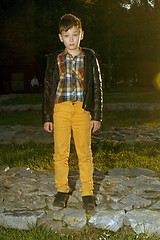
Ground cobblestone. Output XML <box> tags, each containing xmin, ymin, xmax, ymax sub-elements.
<box><xmin>0</xmin><ymin>167</ymin><xmax>160</xmax><ymax>236</ymax></box>
<box><xmin>0</xmin><ymin>124</ymin><xmax>160</xmax><ymax>144</ymax></box>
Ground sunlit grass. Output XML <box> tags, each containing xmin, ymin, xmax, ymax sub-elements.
<box><xmin>0</xmin><ymin>143</ymin><xmax>54</xmax><ymax>170</ymax></box>
<box><xmin>0</xmin><ymin>223</ymin><xmax>160</xmax><ymax>240</ymax></box>
<box><xmin>0</xmin><ymin>140</ymin><xmax>160</xmax><ymax>172</ymax></box>
<box><xmin>0</xmin><ymin>226</ymin><xmax>73</xmax><ymax>240</ymax></box>
<box><xmin>92</xmin><ymin>139</ymin><xmax>160</xmax><ymax>173</ymax></box>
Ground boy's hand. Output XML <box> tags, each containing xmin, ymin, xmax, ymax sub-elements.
<box><xmin>44</xmin><ymin>122</ymin><xmax>53</xmax><ymax>133</ymax></box>
<box><xmin>91</xmin><ymin>120</ymin><xmax>101</xmax><ymax>133</ymax></box>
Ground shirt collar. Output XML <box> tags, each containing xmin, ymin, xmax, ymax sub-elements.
<box><xmin>62</xmin><ymin>47</ymin><xmax>85</xmax><ymax>58</ymax></box>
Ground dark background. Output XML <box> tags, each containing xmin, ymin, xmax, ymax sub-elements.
<box><xmin>0</xmin><ymin>0</ymin><xmax>160</xmax><ymax>93</ymax></box>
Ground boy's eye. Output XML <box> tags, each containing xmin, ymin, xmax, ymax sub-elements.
<box><xmin>64</xmin><ymin>35</ymin><xmax>68</xmax><ymax>37</ymax></box>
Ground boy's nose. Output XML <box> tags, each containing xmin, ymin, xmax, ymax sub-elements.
<box><xmin>69</xmin><ymin>37</ymin><xmax>73</xmax><ymax>42</ymax></box>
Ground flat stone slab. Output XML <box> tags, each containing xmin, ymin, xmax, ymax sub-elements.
<box><xmin>108</xmin><ymin>168</ymin><xmax>132</xmax><ymax>177</ymax></box>
<box><xmin>63</xmin><ymin>208</ymin><xmax>87</xmax><ymax>229</ymax></box>
<box><xmin>125</xmin><ymin>210</ymin><xmax>160</xmax><ymax>236</ymax></box>
<box><xmin>120</xmin><ymin>194</ymin><xmax>152</xmax><ymax>209</ymax></box>
<box><xmin>89</xmin><ymin>210</ymin><xmax>125</xmax><ymax>232</ymax></box>
<box><xmin>0</xmin><ymin>209</ymin><xmax>45</xmax><ymax>230</ymax></box>
<box><xmin>130</xmin><ymin>168</ymin><xmax>157</xmax><ymax>177</ymax></box>
<box><xmin>150</xmin><ymin>200</ymin><xmax>160</xmax><ymax>210</ymax></box>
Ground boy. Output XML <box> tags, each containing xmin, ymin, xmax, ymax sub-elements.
<box><xmin>43</xmin><ymin>14</ymin><xmax>103</xmax><ymax>210</ymax></box>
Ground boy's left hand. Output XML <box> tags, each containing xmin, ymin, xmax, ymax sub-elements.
<box><xmin>91</xmin><ymin>120</ymin><xmax>101</xmax><ymax>133</ymax></box>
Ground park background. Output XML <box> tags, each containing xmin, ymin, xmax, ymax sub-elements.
<box><xmin>0</xmin><ymin>0</ymin><xmax>160</xmax><ymax>93</ymax></box>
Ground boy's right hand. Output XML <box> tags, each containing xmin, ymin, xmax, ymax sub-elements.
<box><xmin>44</xmin><ymin>122</ymin><xmax>53</xmax><ymax>133</ymax></box>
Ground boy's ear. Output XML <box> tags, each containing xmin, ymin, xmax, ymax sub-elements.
<box><xmin>80</xmin><ymin>31</ymin><xmax>84</xmax><ymax>40</ymax></box>
<box><xmin>59</xmin><ymin>33</ymin><xmax>63</xmax><ymax>42</ymax></box>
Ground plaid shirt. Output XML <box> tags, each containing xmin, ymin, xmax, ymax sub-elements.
<box><xmin>56</xmin><ymin>49</ymin><xmax>85</xmax><ymax>103</ymax></box>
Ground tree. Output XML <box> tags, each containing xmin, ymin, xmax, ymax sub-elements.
<box><xmin>1</xmin><ymin>0</ymin><xmax>160</xmax><ymax>92</ymax></box>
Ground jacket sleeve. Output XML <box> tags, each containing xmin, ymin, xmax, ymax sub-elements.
<box><xmin>42</xmin><ymin>54</ymin><xmax>58</xmax><ymax>124</ymax></box>
<box><xmin>92</xmin><ymin>54</ymin><xmax>103</xmax><ymax>122</ymax></box>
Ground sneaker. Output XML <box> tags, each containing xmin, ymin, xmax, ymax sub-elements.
<box><xmin>82</xmin><ymin>195</ymin><xmax>96</xmax><ymax>210</ymax></box>
<box><xmin>53</xmin><ymin>192</ymin><xmax>69</xmax><ymax>208</ymax></box>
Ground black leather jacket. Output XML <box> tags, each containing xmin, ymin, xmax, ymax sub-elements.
<box><xmin>42</xmin><ymin>47</ymin><xmax>103</xmax><ymax>123</ymax></box>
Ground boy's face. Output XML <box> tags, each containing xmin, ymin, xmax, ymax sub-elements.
<box><xmin>59</xmin><ymin>26</ymin><xmax>84</xmax><ymax>53</ymax></box>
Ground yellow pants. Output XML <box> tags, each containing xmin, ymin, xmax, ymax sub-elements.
<box><xmin>53</xmin><ymin>101</ymin><xmax>93</xmax><ymax>196</ymax></box>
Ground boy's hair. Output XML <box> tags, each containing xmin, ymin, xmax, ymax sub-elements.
<box><xmin>59</xmin><ymin>14</ymin><xmax>82</xmax><ymax>33</ymax></box>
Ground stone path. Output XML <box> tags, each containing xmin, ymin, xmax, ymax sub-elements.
<box><xmin>0</xmin><ymin>167</ymin><xmax>160</xmax><ymax>236</ymax></box>
<box><xmin>0</xmin><ymin>125</ymin><xmax>160</xmax><ymax>145</ymax></box>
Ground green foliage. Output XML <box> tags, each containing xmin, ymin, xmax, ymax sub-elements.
<box><xmin>1</xmin><ymin>0</ymin><xmax>160</xmax><ymax>87</ymax></box>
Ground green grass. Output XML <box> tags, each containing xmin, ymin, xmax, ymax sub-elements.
<box><xmin>0</xmin><ymin>140</ymin><xmax>160</xmax><ymax>172</ymax></box>
<box><xmin>103</xmin><ymin>109</ymin><xmax>160</xmax><ymax>127</ymax></box>
<box><xmin>1</xmin><ymin>90</ymin><xmax>160</xmax><ymax>128</ymax></box>
<box><xmin>0</xmin><ymin>94</ymin><xmax>43</xmax><ymax>105</ymax></box>
<box><xmin>0</xmin><ymin>226</ymin><xmax>74</xmax><ymax>240</ymax></box>
<box><xmin>0</xmin><ymin>143</ymin><xmax>54</xmax><ymax>170</ymax></box>
<box><xmin>1</xmin><ymin>88</ymin><xmax>160</xmax><ymax>106</ymax></box>
<box><xmin>1</xmin><ymin>109</ymin><xmax>160</xmax><ymax>128</ymax></box>
<box><xmin>0</xmin><ymin>225</ymin><xmax>160</xmax><ymax>240</ymax></box>
<box><xmin>104</xmin><ymin>88</ymin><xmax>160</xmax><ymax>103</ymax></box>
<box><xmin>0</xmin><ymin>111</ymin><xmax>42</xmax><ymax>127</ymax></box>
